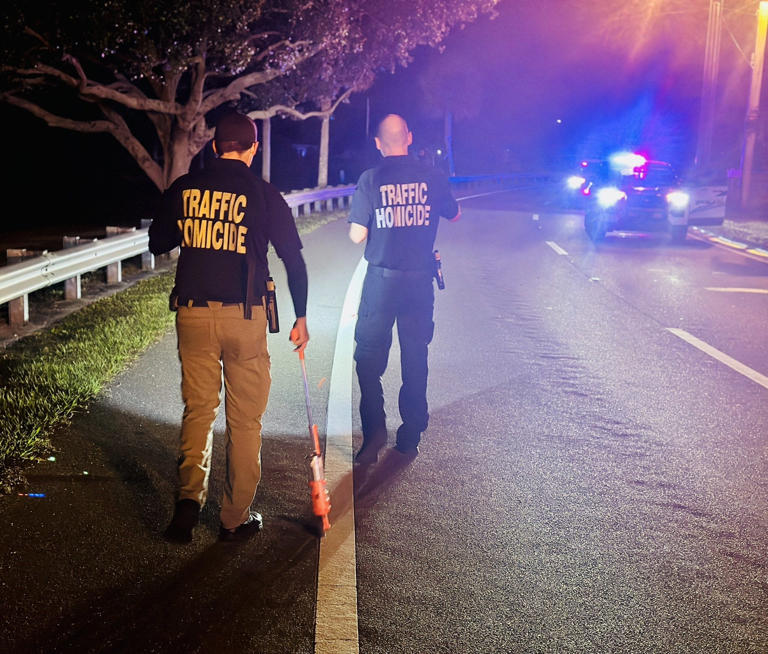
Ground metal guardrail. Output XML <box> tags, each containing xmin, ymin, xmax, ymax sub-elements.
<box><xmin>0</xmin><ymin>230</ymin><xmax>149</xmax><ymax>306</ymax></box>
<box><xmin>283</xmin><ymin>184</ymin><xmax>356</xmax><ymax>211</ymax></box>
<box><xmin>0</xmin><ymin>175</ymin><xmax>533</xmax><ymax>328</ymax></box>
<box><xmin>0</xmin><ymin>185</ymin><xmax>358</xmax><ymax>327</ymax></box>
<box><xmin>450</xmin><ymin>173</ymin><xmax>552</xmax><ymax>185</ymax></box>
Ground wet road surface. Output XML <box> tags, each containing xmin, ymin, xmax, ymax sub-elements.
<box><xmin>1</xmin><ymin>190</ymin><xmax>766</xmax><ymax>653</ymax></box>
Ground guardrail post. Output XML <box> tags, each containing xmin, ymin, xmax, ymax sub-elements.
<box><xmin>5</xmin><ymin>249</ymin><xmax>44</xmax><ymax>327</ymax></box>
<box><xmin>7</xmin><ymin>294</ymin><xmax>28</xmax><ymax>328</ymax></box>
<box><xmin>6</xmin><ymin>248</ymin><xmax>44</xmax><ymax>263</ymax></box>
<box><xmin>63</xmin><ymin>236</ymin><xmax>82</xmax><ymax>300</ymax></box>
<box><xmin>105</xmin><ymin>226</ymin><xmax>136</xmax><ymax>282</ymax></box>
<box><xmin>140</xmin><ymin>220</ymin><xmax>155</xmax><ymax>271</ymax></box>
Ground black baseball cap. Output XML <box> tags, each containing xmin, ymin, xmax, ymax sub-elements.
<box><xmin>214</xmin><ymin>112</ymin><xmax>258</xmax><ymax>144</ymax></box>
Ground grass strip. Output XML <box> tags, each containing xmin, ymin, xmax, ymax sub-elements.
<box><xmin>0</xmin><ymin>272</ymin><xmax>176</xmax><ymax>492</ymax></box>
<box><xmin>0</xmin><ymin>209</ymin><xmax>345</xmax><ymax>492</ymax></box>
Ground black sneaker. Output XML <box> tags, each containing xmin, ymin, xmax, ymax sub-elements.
<box><xmin>354</xmin><ymin>431</ymin><xmax>388</xmax><ymax>465</ymax></box>
<box><xmin>163</xmin><ymin>499</ymin><xmax>200</xmax><ymax>544</ymax></box>
<box><xmin>393</xmin><ymin>443</ymin><xmax>419</xmax><ymax>459</ymax></box>
<box><xmin>218</xmin><ymin>512</ymin><xmax>263</xmax><ymax>542</ymax></box>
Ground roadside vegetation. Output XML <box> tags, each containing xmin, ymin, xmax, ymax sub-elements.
<box><xmin>0</xmin><ymin>210</ymin><xmax>344</xmax><ymax>493</ymax></box>
<box><xmin>720</xmin><ymin>219</ymin><xmax>768</xmax><ymax>249</ymax></box>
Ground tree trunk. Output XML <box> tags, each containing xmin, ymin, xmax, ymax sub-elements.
<box><xmin>317</xmin><ymin>102</ymin><xmax>331</xmax><ymax>188</ymax></box>
<box><xmin>167</xmin><ymin>128</ymin><xmax>196</xmax><ymax>189</ymax></box>
<box><xmin>261</xmin><ymin>117</ymin><xmax>271</xmax><ymax>182</ymax></box>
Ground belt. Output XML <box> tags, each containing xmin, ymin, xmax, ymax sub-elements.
<box><xmin>182</xmin><ymin>299</ymin><xmax>241</xmax><ymax>308</ymax></box>
<box><xmin>368</xmin><ymin>265</ymin><xmax>432</xmax><ymax>278</ymax></box>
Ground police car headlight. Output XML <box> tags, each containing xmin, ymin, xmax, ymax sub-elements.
<box><xmin>596</xmin><ymin>187</ymin><xmax>627</xmax><ymax>208</ymax></box>
<box><xmin>566</xmin><ymin>175</ymin><xmax>586</xmax><ymax>190</ymax></box>
<box><xmin>666</xmin><ymin>191</ymin><xmax>690</xmax><ymax>209</ymax></box>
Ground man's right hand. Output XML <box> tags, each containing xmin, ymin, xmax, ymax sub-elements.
<box><xmin>290</xmin><ymin>317</ymin><xmax>309</xmax><ymax>352</ymax></box>
<box><xmin>349</xmin><ymin>223</ymin><xmax>368</xmax><ymax>243</ymax></box>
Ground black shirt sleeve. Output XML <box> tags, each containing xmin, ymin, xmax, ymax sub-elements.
<box><xmin>262</xmin><ymin>182</ymin><xmax>307</xmax><ymax>318</ymax></box>
<box><xmin>282</xmin><ymin>250</ymin><xmax>308</xmax><ymax>319</ymax></box>
<box><xmin>433</xmin><ymin>171</ymin><xmax>459</xmax><ymax>220</ymax></box>
<box><xmin>263</xmin><ymin>183</ymin><xmax>303</xmax><ymax>257</ymax></box>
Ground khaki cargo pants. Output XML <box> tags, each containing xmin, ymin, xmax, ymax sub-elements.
<box><xmin>175</xmin><ymin>301</ymin><xmax>270</xmax><ymax>530</ymax></box>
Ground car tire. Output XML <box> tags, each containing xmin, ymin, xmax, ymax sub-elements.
<box><xmin>585</xmin><ymin>212</ymin><xmax>607</xmax><ymax>242</ymax></box>
<box><xmin>669</xmin><ymin>225</ymin><xmax>688</xmax><ymax>242</ymax></box>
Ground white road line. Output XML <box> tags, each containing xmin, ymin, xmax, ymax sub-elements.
<box><xmin>455</xmin><ymin>189</ymin><xmax>515</xmax><ymax>201</ymax></box>
<box><xmin>704</xmin><ymin>287</ymin><xmax>768</xmax><ymax>294</ymax></box>
<box><xmin>315</xmin><ymin>257</ymin><xmax>367</xmax><ymax>654</ymax></box>
<box><xmin>546</xmin><ymin>240</ymin><xmax>569</xmax><ymax>255</ymax></box>
<box><xmin>666</xmin><ymin>328</ymin><xmax>768</xmax><ymax>390</ymax></box>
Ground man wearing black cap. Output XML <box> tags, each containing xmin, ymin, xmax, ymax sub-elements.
<box><xmin>348</xmin><ymin>114</ymin><xmax>460</xmax><ymax>465</ymax></box>
<box><xmin>149</xmin><ymin>111</ymin><xmax>309</xmax><ymax>543</ymax></box>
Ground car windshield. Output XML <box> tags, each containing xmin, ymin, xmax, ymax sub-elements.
<box><xmin>585</xmin><ymin>161</ymin><xmax>677</xmax><ymax>188</ymax></box>
<box><xmin>628</xmin><ymin>164</ymin><xmax>676</xmax><ymax>186</ymax></box>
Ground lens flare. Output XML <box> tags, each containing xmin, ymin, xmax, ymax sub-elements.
<box><xmin>596</xmin><ymin>187</ymin><xmax>627</xmax><ymax>207</ymax></box>
<box><xmin>610</xmin><ymin>151</ymin><xmax>647</xmax><ymax>173</ymax></box>
<box><xmin>666</xmin><ymin>190</ymin><xmax>690</xmax><ymax>209</ymax></box>
<box><xmin>567</xmin><ymin>175</ymin><xmax>586</xmax><ymax>189</ymax></box>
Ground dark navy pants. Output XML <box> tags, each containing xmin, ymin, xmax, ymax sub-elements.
<box><xmin>354</xmin><ymin>265</ymin><xmax>435</xmax><ymax>449</ymax></box>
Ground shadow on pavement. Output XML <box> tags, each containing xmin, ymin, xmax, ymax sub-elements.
<box><xmin>3</xmin><ymin>401</ymin><xmax>320</xmax><ymax>654</ymax></box>
<box><xmin>353</xmin><ymin>449</ymin><xmax>417</xmax><ymax>519</ymax></box>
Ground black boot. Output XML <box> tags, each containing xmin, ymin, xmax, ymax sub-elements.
<box><xmin>163</xmin><ymin>499</ymin><xmax>200</xmax><ymax>543</ymax></box>
<box><xmin>354</xmin><ymin>429</ymin><xmax>388</xmax><ymax>465</ymax></box>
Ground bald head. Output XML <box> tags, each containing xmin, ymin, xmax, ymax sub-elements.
<box><xmin>375</xmin><ymin>114</ymin><xmax>413</xmax><ymax>156</ymax></box>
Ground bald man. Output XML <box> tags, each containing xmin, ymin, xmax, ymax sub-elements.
<box><xmin>348</xmin><ymin>114</ymin><xmax>460</xmax><ymax>464</ymax></box>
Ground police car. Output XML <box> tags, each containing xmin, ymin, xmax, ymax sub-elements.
<box><xmin>568</xmin><ymin>153</ymin><xmax>726</xmax><ymax>243</ymax></box>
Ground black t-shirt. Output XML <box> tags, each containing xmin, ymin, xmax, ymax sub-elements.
<box><xmin>149</xmin><ymin>158</ymin><xmax>303</xmax><ymax>306</ymax></box>
<box><xmin>348</xmin><ymin>155</ymin><xmax>458</xmax><ymax>271</ymax></box>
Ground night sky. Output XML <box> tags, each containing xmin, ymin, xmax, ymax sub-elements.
<box><xmin>1</xmin><ymin>0</ymin><xmax>761</xmax><ymax>233</ymax></box>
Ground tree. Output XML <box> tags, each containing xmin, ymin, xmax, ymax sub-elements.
<box><xmin>1</xmin><ymin>0</ymin><xmax>499</xmax><ymax>192</ymax></box>
<box><xmin>245</xmin><ymin>52</ymin><xmax>374</xmax><ymax>186</ymax></box>
<box><xmin>248</xmin><ymin>90</ymin><xmax>355</xmax><ymax>187</ymax></box>
<box><xmin>419</xmin><ymin>50</ymin><xmax>485</xmax><ymax>175</ymax></box>
<box><xmin>245</xmin><ymin>0</ymin><xmax>502</xmax><ymax>188</ymax></box>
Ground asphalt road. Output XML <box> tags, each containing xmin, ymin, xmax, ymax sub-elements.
<box><xmin>1</xmin><ymin>190</ymin><xmax>766</xmax><ymax>653</ymax></box>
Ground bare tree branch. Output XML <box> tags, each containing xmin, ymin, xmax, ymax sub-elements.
<box><xmin>22</xmin><ymin>26</ymin><xmax>50</xmax><ymax>48</ymax></box>
<box><xmin>49</xmin><ymin>55</ymin><xmax>184</xmax><ymax>114</ymax></box>
<box><xmin>253</xmin><ymin>38</ymin><xmax>310</xmax><ymax>63</ymax></box>
<box><xmin>1</xmin><ymin>92</ymin><xmax>104</xmax><ymax>132</ymax></box>
<box><xmin>251</xmin><ymin>86</ymin><xmax>353</xmax><ymax>120</ymax></box>
<box><xmin>179</xmin><ymin>54</ymin><xmax>208</xmax><ymax>129</ymax></box>
<box><xmin>247</xmin><ymin>31</ymin><xmax>282</xmax><ymax>45</ymax></box>
<box><xmin>15</xmin><ymin>63</ymin><xmax>76</xmax><ymax>86</ymax></box>
<box><xmin>201</xmin><ymin>40</ymin><xmax>321</xmax><ymax>114</ymax></box>
<box><xmin>1</xmin><ymin>91</ymin><xmax>165</xmax><ymax>189</ymax></box>
<box><xmin>99</xmin><ymin>104</ymin><xmax>165</xmax><ymax>189</ymax></box>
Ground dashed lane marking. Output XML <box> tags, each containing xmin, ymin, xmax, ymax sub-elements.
<box><xmin>666</xmin><ymin>328</ymin><xmax>768</xmax><ymax>391</ymax></box>
<box><xmin>546</xmin><ymin>240</ymin><xmax>569</xmax><ymax>255</ymax></box>
<box><xmin>454</xmin><ymin>188</ymin><xmax>529</xmax><ymax>202</ymax></box>
<box><xmin>704</xmin><ymin>287</ymin><xmax>768</xmax><ymax>294</ymax></box>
